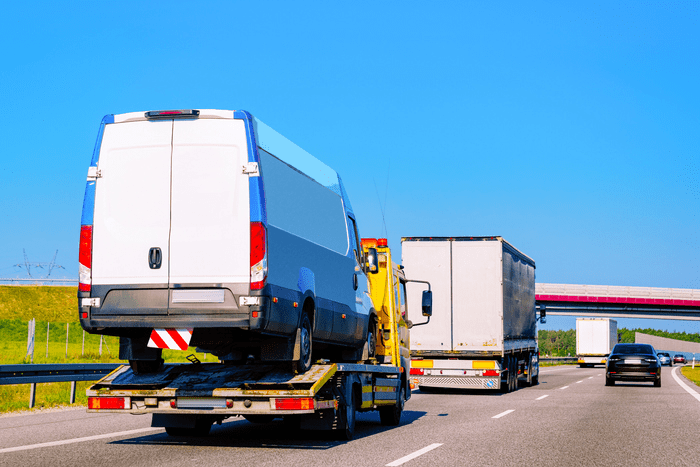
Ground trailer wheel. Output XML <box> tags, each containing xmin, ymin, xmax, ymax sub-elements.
<box><xmin>339</xmin><ymin>387</ymin><xmax>357</xmax><ymax>440</ymax></box>
<box><xmin>296</xmin><ymin>312</ymin><xmax>313</xmax><ymax>373</ymax></box>
<box><xmin>509</xmin><ymin>355</ymin><xmax>517</xmax><ymax>392</ymax></box>
<box><xmin>379</xmin><ymin>383</ymin><xmax>404</xmax><ymax>426</ymax></box>
<box><xmin>500</xmin><ymin>357</ymin><xmax>510</xmax><ymax>393</ymax></box>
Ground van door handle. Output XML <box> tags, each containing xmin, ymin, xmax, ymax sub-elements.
<box><xmin>149</xmin><ymin>247</ymin><xmax>162</xmax><ymax>269</ymax></box>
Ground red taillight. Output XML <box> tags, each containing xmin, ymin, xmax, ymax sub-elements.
<box><xmin>250</xmin><ymin>222</ymin><xmax>267</xmax><ymax>290</ymax></box>
<box><xmin>274</xmin><ymin>398</ymin><xmax>314</xmax><ymax>410</ymax></box>
<box><xmin>79</xmin><ymin>225</ymin><xmax>93</xmax><ymax>292</ymax></box>
<box><xmin>483</xmin><ymin>370</ymin><xmax>499</xmax><ymax>376</ymax></box>
<box><xmin>88</xmin><ymin>397</ymin><xmax>128</xmax><ymax>410</ymax></box>
<box><xmin>409</xmin><ymin>368</ymin><xmax>424</xmax><ymax>375</ymax></box>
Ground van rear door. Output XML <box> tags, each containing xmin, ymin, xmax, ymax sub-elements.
<box><xmin>168</xmin><ymin>118</ymin><xmax>250</xmax><ymax>288</ymax></box>
<box><xmin>91</xmin><ymin>119</ymin><xmax>172</xmax><ymax>313</ymax></box>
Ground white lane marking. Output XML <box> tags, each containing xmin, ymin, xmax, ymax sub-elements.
<box><xmin>536</xmin><ymin>395</ymin><xmax>549</xmax><ymax>400</ymax></box>
<box><xmin>492</xmin><ymin>409</ymin><xmax>515</xmax><ymax>419</ymax></box>
<box><xmin>576</xmin><ymin>380</ymin><xmax>584</xmax><ymax>383</ymax></box>
<box><xmin>386</xmin><ymin>443</ymin><xmax>443</xmax><ymax>466</ymax></box>
<box><xmin>0</xmin><ymin>427</ymin><xmax>162</xmax><ymax>454</ymax></box>
<box><xmin>560</xmin><ymin>386</ymin><xmax>569</xmax><ymax>390</ymax></box>
<box><xmin>538</xmin><ymin>367</ymin><xmax>575</xmax><ymax>373</ymax></box>
<box><xmin>671</xmin><ymin>367</ymin><xmax>700</xmax><ymax>403</ymax></box>
<box><xmin>588</xmin><ymin>377</ymin><xmax>594</xmax><ymax>379</ymax></box>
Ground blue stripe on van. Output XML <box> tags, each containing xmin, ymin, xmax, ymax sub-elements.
<box><xmin>81</xmin><ymin>181</ymin><xmax>96</xmax><ymax>225</ymax></box>
<box><xmin>90</xmin><ymin>115</ymin><xmax>114</xmax><ymax>166</ymax></box>
<box><xmin>82</xmin><ymin>115</ymin><xmax>114</xmax><ymax>226</ymax></box>
<box><xmin>234</xmin><ymin>110</ymin><xmax>267</xmax><ymax>224</ymax></box>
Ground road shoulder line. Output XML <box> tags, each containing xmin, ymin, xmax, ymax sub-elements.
<box><xmin>671</xmin><ymin>367</ymin><xmax>700</xmax><ymax>403</ymax></box>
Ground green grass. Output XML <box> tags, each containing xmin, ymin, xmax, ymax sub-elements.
<box><xmin>0</xmin><ymin>285</ymin><xmax>218</xmax><ymax>413</ymax></box>
<box><xmin>680</xmin><ymin>366</ymin><xmax>700</xmax><ymax>387</ymax></box>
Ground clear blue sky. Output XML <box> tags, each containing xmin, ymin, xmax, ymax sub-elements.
<box><xmin>1</xmin><ymin>2</ymin><xmax>698</xmax><ymax>333</ymax></box>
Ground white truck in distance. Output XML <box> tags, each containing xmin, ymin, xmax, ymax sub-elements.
<box><xmin>402</xmin><ymin>237</ymin><xmax>539</xmax><ymax>393</ymax></box>
<box><xmin>576</xmin><ymin>318</ymin><xmax>618</xmax><ymax>367</ymax></box>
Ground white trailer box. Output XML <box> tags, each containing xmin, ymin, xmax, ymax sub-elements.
<box><xmin>576</xmin><ymin>318</ymin><xmax>617</xmax><ymax>367</ymax></box>
<box><xmin>402</xmin><ymin>237</ymin><xmax>538</xmax><ymax>392</ymax></box>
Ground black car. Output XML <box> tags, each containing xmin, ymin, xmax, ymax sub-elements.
<box><xmin>605</xmin><ymin>343</ymin><xmax>661</xmax><ymax>387</ymax></box>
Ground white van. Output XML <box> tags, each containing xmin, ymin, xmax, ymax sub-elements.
<box><xmin>79</xmin><ymin>109</ymin><xmax>378</xmax><ymax>373</ymax></box>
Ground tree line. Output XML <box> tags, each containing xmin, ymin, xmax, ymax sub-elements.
<box><xmin>538</xmin><ymin>328</ymin><xmax>700</xmax><ymax>357</ymax></box>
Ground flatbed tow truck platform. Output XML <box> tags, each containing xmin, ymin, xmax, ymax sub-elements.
<box><xmin>87</xmin><ymin>360</ymin><xmax>405</xmax><ymax>439</ymax></box>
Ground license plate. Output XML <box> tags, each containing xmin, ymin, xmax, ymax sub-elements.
<box><xmin>625</xmin><ymin>359</ymin><xmax>642</xmax><ymax>364</ymax></box>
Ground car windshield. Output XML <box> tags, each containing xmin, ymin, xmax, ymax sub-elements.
<box><xmin>613</xmin><ymin>344</ymin><xmax>654</xmax><ymax>355</ymax></box>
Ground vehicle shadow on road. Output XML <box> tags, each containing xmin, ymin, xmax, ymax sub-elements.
<box><xmin>111</xmin><ymin>410</ymin><xmax>428</xmax><ymax>448</ymax></box>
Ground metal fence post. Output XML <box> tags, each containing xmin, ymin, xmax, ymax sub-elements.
<box><xmin>82</xmin><ymin>330</ymin><xmax>85</xmax><ymax>356</ymax></box>
<box><xmin>26</xmin><ymin>318</ymin><xmax>36</xmax><ymax>363</ymax></box>
<box><xmin>46</xmin><ymin>322</ymin><xmax>50</xmax><ymax>359</ymax></box>
<box><xmin>29</xmin><ymin>383</ymin><xmax>36</xmax><ymax>408</ymax></box>
<box><xmin>66</xmin><ymin>323</ymin><xmax>70</xmax><ymax>358</ymax></box>
<box><xmin>70</xmin><ymin>381</ymin><xmax>77</xmax><ymax>404</ymax></box>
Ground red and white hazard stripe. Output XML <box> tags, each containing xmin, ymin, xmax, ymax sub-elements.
<box><xmin>147</xmin><ymin>329</ymin><xmax>193</xmax><ymax>351</ymax></box>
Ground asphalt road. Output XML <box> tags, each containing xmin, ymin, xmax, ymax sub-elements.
<box><xmin>2</xmin><ymin>365</ymin><xmax>699</xmax><ymax>467</ymax></box>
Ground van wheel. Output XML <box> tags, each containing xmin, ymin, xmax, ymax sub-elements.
<box><xmin>296</xmin><ymin>312</ymin><xmax>312</xmax><ymax>373</ymax></box>
<box><xmin>130</xmin><ymin>358</ymin><xmax>163</xmax><ymax>375</ymax></box>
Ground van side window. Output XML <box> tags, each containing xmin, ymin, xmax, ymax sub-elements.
<box><xmin>347</xmin><ymin>216</ymin><xmax>361</xmax><ymax>264</ymax></box>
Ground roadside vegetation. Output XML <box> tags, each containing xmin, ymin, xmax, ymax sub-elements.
<box><xmin>2</xmin><ymin>286</ymin><xmax>699</xmax><ymax>413</ymax></box>
<box><xmin>0</xmin><ymin>285</ymin><xmax>216</xmax><ymax>413</ymax></box>
<box><xmin>538</xmin><ymin>328</ymin><xmax>700</xmax><ymax>357</ymax></box>
<box><xmin>680</xmin><ymin>366</ymin><xmax>700</xmax><ymax>387</ymax></box>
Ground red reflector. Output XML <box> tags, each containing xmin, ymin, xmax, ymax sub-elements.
<box><xmin>252</xmin><ymin>311</ymin><xmax>259</xmax><ymax>318</ymax></box>
<box><xmin>483</xmin><ymin>370</ymin><xmax>499</xmax><ymax>376</ymax></box>
<box><xmin>409</xmin><ymin>368</ymin><xmax>424</xmax><ymax>375</ymax></box>
<box><xmin>79</xmin><ymin>225</ymin><xmax>93</xmax><ymax>292</ymax></box>
<box><xmin>81</xmin><ymin>312</ymin><xmax>88</xmax><ymax>319</ymax></box>
<box><xmin>275</xmin><ymin>398</ymin><xmax>314</xmax><ymax>410</ymax></box>
<box><xmin>250</xmin><ymin>222</ymin><xmax>267</xmax><ymax>290</ymax></box>
<box><xmin>88</xmin><ymin>397</ymin><xmax>126</xmax><ymax>410</ymax></box>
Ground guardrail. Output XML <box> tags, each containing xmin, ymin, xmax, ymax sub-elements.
<box><xmin>0</xmin><ymin>363</ymin><xmax>122</xmax><ymax>408</ymax></box>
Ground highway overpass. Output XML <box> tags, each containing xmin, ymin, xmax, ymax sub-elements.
<box><xmin>536</xmin><ymin>283</ymin><xmax>700</xmax><ymax>320</ymax></box>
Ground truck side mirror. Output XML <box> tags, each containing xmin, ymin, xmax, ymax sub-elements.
<box><xmin>365</xmin><ymin>248</ymin><xmax>379</xmax><ymax>274</ymax></box>
<box><xmin>422</xmin><ymin>290</ymin><xmax>432</xmax><ymax>317</ymax></box>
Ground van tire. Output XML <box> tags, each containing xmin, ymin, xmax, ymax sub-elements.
<box><xmin>296</xmin><ymin>312</ymin><xmax>313</xmax><ymax>373</ymax></box>
<box><xmin>130</xmin><ymin>358</ymin><xmax>163</xmax><ymax>375</ymax></box>
<box><xmin>367</xmin><ymin>316</ymin><xmax>377</xmax><ymax>360</ymax></box>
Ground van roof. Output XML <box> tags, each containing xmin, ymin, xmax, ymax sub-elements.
<box><xmin>107</xmin><ymin>109</ymin><xmax>353</xmax><ymax>215</ymax></box>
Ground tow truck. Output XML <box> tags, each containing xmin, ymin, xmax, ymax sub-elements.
<box><xmin>86</xmin><ymin>238</ymin><xmax>431</xmax><ymax>439</ymax></box>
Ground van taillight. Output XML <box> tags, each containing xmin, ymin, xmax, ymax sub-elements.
<box><xmin>250</xmin><ymin>222</ymin><xmax>267</xmax><ymax>290</ymax></box>
<box><xmin>79</xmin><ymin>225</ymin><xmax>92</xmax><ymax>292</ymax></box>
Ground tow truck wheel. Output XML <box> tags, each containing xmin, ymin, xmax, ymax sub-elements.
<box><xmin>379</xmin><ymin>382</ymin><xmax>404</xmax><ymax>426</ymax></box>
<box><xmin>296</xmin><ymin>312</ymin><xmax>313</xmax><ymax>373</ymax></box>
<box><xmin>339</xmin><ymin>387</ymin><xmax>356</xmax><ymax>440</ymax></box>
